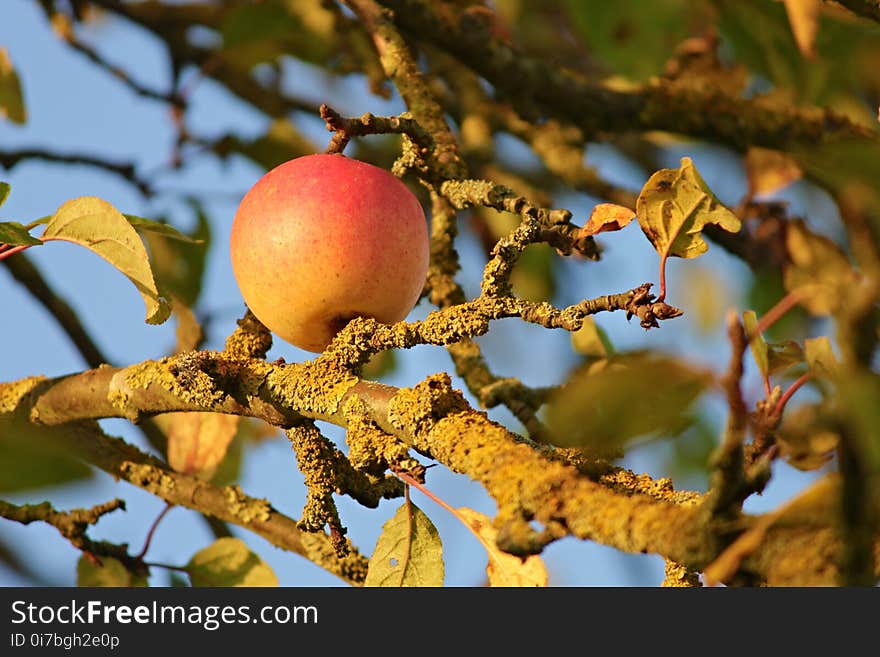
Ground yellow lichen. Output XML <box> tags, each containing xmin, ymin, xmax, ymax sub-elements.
<box><xmin>599</xmin><ymin>469</ymin><xmax>702</xmax><ymax>507</ymax></box>
<box><xmin>0</xmin><ymin>376</ymin><xmax>46</xmax><ymax>413</ymax></box>
<box><xmin>120</xmin><ymin>462</ymin><xmax>175</xmax><ymax>496</ymax></box>
<box><xmin>268</xmin><ymin>360</ymin><xmax>358</xmax><ymax>417</ymax></box>
<box><xmin>662</xmin><ymin>560</ymin><xmax>701</xmax><ymax>587</ymax></box>
<box><xmin>224</xmin><ymin>485</ymin><xmax>271</xmax><ymax>523</ymax></box>
<box><xmin>343</xmin><ymin>395</ymin><xmax>419</xmax><ymax>474</ymax></box>
<box><xmin>224</xmin><ymin>323</ymin><xmax>272</xmax><ymax>361</ymax></box>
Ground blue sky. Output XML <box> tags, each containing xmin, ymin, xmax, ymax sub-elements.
<box><xmin>0</xmin><ymin>0</ymin><xmax>828</xmax><ymax>586</ymax></box>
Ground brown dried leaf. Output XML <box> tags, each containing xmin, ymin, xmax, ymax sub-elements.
<box><xmin>158</xmin><ymin>412</ymin><xmax>240</xmax><ymax>480</ymax></box>
<box><xmin>581</xmin><ymin>203</ymin><xmax>635</xmax><ymax>236</ymax></box>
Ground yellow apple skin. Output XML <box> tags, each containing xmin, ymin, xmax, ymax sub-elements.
<box><xmin>230</xmin><ymin>154</ymin><xmax>430</xmax><ymax>352</ymax></box>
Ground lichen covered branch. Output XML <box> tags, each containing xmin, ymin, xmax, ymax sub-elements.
<box><xmin>3</xmin><ymin>349</ymin><xmax>877</xmax><ymax>584</ymax></box>
<box><xmin>0</xmin><ymin>497</ymin><xmax>143</xmax><ymax>575</ymax></box>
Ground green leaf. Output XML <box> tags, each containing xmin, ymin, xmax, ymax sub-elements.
<box><xmin>637</xmin><ymin>157</ymin><xmax>741</xmax><ymax>261</ymax></box>
<box><xmin>512</xmin><ymin>243</ymin><xmax>556</xmax><ymax>302</ymax></box>
<box><xmin>783</xmin><ymin>219</ymin><xmax>859</xmax><ymax>316</ymax></box>
<box><xmin>743</xmin><ymin>310</ymin><xmax>769</xmax><ymax>379</ymax></box>
<box><xmin>804</xmin><ymin>336</ymin><xmax>839</xmax><ymax>379</ymax></box>
<box><xmin>571</xmin><ymin>317</ymin><xmax>614</xmax><ymax>360</ymax></box>
<box><xmin>544</xmin><ymin>353</ymin><xmax>711</xmax><ymax>455</ymax></box>
<box><xmin>836</xmin><ymin>374</ymin><xmax>880</xmax><ymax>473</ymax></box>
<box><xmin>77</xmin><ymin>555</ymin><xmax>148</xmax><ymax>587</ymax></box>
<box><xmin>564</xmin><ymin>0</ymin><xmax>695</xmax><ymax>81</ymax></box>
<box><xmin>125</xmin><ymin>215</ymin><xmax>204</xmax><ymax>244</ymax></box>
<box><xmin>0</xmin><ymin>416</ymin><xmax>92</xmax><ymax>492</ymax></box>
<box><xmin>766</xmin><ymin>340</ymin><xmax>805</xmax><ymax>376</ymax></box>
<box><xmin>186</xmin><ymin>537</ymin><xmax>278</xmax><ymax>587</ymax></box>
<box><xmin>0</xmin><ymin>221</ymin><xmax>42</xmax><ymax>246</ymax></box>
<box><xmin>143</xmin><ymin>203</ymin><xmax>210</xmax><ymax>308</ymax></box>
<box><xmin>361</xmin><ymin>349</ymin><xmax>398</xmax><ymax>380</ymax></box>
<box><xmin>0</xmin><ymin>182</ymin><xmax>10</xmax><ymax>207</ymax></box>
<box><xmin>719</xmin><ymin>0</ymin><xmax>880</xmax><ymax>106</ymax></box>
<box><xmin>0</xmin><ymin>48</ymin><xmax>26</xmax><ymax>124</ymax></box>
<box><xmin>43</xmin><ymin>196</ymin><xmax>171</xmax><ymax>324</ymax></box>
<box><xmin>746</xmin><ymin>268</ymin><xmax>809</xmax><ymax>340</ymax></box>
<box><xmin>364</xmin><ymin>502</ymin><xmax>444</xmax><ymax>587</ymax></box>
<box><xmin>220</xmin><ymin>0</ymin><xmax>333</xmax><ymax>67</ymax></box>
<box><xmin>223</xmin><ymin>2</ymin><xmax>298</xmax><ymax>48</ymax></box>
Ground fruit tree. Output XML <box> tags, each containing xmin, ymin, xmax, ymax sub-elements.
<box><xmin>1</xmin><ymin>0</ymin><xmax>879</xmax><ymax>587</ymax></box>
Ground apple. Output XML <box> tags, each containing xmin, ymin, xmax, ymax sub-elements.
<box><xmin>230</xmin><ymin>153</ymin><xmax>430</xmax><ymax>353</ymax></box>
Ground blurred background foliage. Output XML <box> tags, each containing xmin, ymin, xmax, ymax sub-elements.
<box><xmin>1</xmin><ymin>0</ymin><xmax>878</xmax><ymax>586</ymax></box>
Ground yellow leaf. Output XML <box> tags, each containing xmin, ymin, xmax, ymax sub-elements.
<box><xmin>456</xmin><ymin>508</ymin><xmax>548</xmax><ymax>587</ymax></box>
<box><xmin>743</xmin><ymin>310</ymin><xmax>770</xmax><ymax>379</ymax></box>
<box><xmin>186</xmin><ymin>537</ymin><xmax>278</xmax><ymax>587</ymax></box>
<box><xmin>783</xmin><ymin>0</ymin><xmax>821</xmax><ymax>60</ymax></box>
<box><xmin>783</xmin><ymin>220</ymin><xmax>859</xmax><ymax>316</ymax></box>
<box><xmin>804</xmin><ymin>336</ymin><xmax>840</xmax><ymax>378</ymax></box>
<box><xmin>77</xmin><ymin>555</ymin><xmax>147</xmax><ymax>587</ymax></box>
<box><xmin>745</xmin><ymin>147</ymin><xmax>803</xmax><ymax>196</ymax></box>
<box><xmin>43</xmin><ymin>196</ymin><xmax>170</xmax><ymax>324</ymax></box>
<box><xmin>637</xmin><ymin>157</ymin><xmax>741</xmax><ymax>261</ymax></box>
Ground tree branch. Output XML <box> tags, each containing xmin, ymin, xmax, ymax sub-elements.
<box><xmin>826</xmin><ymin>0</ymin><xmax>880</xmax><ymax>24</ymax></box>
<box><xmin>4</xmin><ymin>350</ymin><xmax>877</xmax><ymax>584</ymax></box>
<box><xmin>21</xmin><ymin>418</ymin><xmax>369</xmax><ymax>585</ymax></box>
<box><xmin>0</xmin><ymin>497</ymin><xmax>145</xmax><ymax>575</ymax></box>
<box><xmin>379</xmin><ymin>0</ymin><xmax>875</xmax><ymax>152</ymax></box>
<box><xmin>0</xmin><ymin>149</ymin><xmax>151</xmax><ymax>195</ymax></box>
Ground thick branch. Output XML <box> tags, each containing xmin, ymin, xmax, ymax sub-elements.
<box><xmin>379</xmin><ymin>0</ymin><xmax>875</xmax><ymax>152</ymax></box>
<box><xmin>4</xmin><ymin>354</ymin><xmax>877</xmax><ymax>584</ymax></box>
<box><xmin>36</xmin><ymin>419</ymin><xmax>368</xmax><ymax>585</ymax></box>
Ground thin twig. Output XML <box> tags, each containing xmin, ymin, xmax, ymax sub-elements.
<box><xmin>136</xmin><ymin>503</ymin><xmax>175</xmax><ymax>559</ymax></box>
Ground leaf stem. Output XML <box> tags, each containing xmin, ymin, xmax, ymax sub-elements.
<box><xmin>751</xmin><ymin>289</ymin><xmax>807</xmax><ymax>339</ymax></box>
<box><xmin>136</xmin><ymin>503</ymin><xmax>175</xmax><ymax>559</ymax></box>
<box><xmin>0</xmin><ymin>244</ymin><xmax>33</xmax><ymax>261</ymax></box>
<box><xmin>143</xmin><ymin>561</ymin><xmax>189</xmax><ymax>573</ymax></box>
<box><xmin>395</xmin><ymin>471</ymin><xmax>497</xmax><ymax>556</ymax></box>
<box><xmin>657</xmin><ymin>252</ymin><xmax>669</xmax><ymax>303</ymax></box>
<box><xmin>773</xmin><ymin>372</ymin><xmax>813</xmax><ymax>417</ymax></box>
